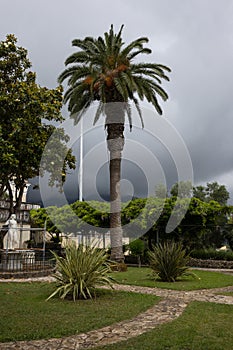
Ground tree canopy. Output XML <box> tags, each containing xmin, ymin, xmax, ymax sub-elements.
<box><xmin>155</xmin><ymin>183</ymin><xmax>167</xmax><ymax>198</ymax></box>
<box><xmin>0</xmin><ymin>34</ymin><xmax>75</xmax><ymax>214</ymax></box>
<box><xmin>193</xmin><ymin>182</ymin><xmax>229</xmax><ymax>205</ymax></box>
<box><xmin>30</xmin><ymin>196</ymin><xmax>233</xmax><ymax>251</ymax></box>
<box><xmin>169</xmin><ymin>181</ymin><xmax>229</xmax><ymax>206</ymax></box>
<box><xmin>58</xmin><ymin>24</ymin><xmax>171</xmax><ymax>127</ymax></box>
<box><xmin>170</xmin><ymin>181</ymin><xmax>193</xmax><ymax>198</ymax></box>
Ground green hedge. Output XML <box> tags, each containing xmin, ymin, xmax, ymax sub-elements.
<box><xmin>190</xmin><ymin>248</ymin><xmax>233</xmax><ymax>261</ymax></box>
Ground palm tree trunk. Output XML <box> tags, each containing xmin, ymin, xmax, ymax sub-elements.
<box><xmin>106</xmin><ymin>122</ymin><xmax>125</xmax><ymax>263</ymax></box>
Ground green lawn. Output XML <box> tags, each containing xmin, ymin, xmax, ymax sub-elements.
<box><xmin>217</xmin><ymin>292</ymin><xmax>233</xmax><ymax>297</ymax></box>
<box><xmin>1</xmin><ymin>268</ymin><xmax>233</xmax><ymax>346</ymax></box>
<box><xmin>0</xmin><ymin>282</ymin><xmax>159</xmax><ymax>342</ymax></box>
<box><xmin>95</xmin><ymin>301</ymin><xmax>233</xmax><ymax>350</ymax></box>
<box><xmin>111</xmin><ymin>267</ymin><xmax>233</xmax><ymax>290</ymax></box>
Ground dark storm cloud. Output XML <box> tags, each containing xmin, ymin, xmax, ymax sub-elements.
<box><xmin>1</xmin><ymin>0</ymin><xmax>233</xmax><ymax>201</ymax></box>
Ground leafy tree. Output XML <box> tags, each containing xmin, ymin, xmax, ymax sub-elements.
<box><xmin>192</xmin><ymin>185</ymin><xmax>206</xmax><ymax>202</ymax></box>
<box><xmin>193</xmin><ymin>182</ymin><xmax>229</xmax><ymax>205</ymax></box>
<box><xmin>0</xmin><ymin>34</ymin><xmax>75</xmax><ymax>215</ymax></box>
<box><xmin>58</xmin><ymin>25</ymin><xmax>170</xmax><ymax>262</ymax></box>
<box><xmin>129</xmin><ymin>238</ymin><xmax>145</xmax><ymax>267</ymax></box>
<box><xmin>223</xmin><ymin>225</ymin><xmax>233</xmax><ymax>251</ymax></box>
<box><xmin>155</xmin><ymin>183</ymin><xmax>167</xmax><ymax>198</ymax></box>
<box><xmin>223</xmin><ymin>212</ymin><xmax>233</xmax><ymax>250</ymax></box>
<box><xmin>31</xmin><ymin>196</ymin><xmax>233</xmax><ymax>252</ymax></box>
<box><xmin>177</xmin><ymin>198</ymin><xmax>229</xmax><ymax>250</ymax></box>
<box><xmin>141</xmin><ymin>197</ymin><xmax>231</xmax><ymax>251</ymax></box>
<box><xmin>30</xmin><ymin>207</ymin><xmax>63</xmax><ymax>243</ymax></box>
<box><xmin>206</xmin><ymin>182</ymin><xmax>229</xmax><ymax>205</ymax></box>
<box><xmin>31</xmin><ymin>201</ymin><xmax>111</xmax><ymax>236</ymax></box>
<box><xmin>170</xmin><ymin>181</ymin><xmax>193</xmax><ymax>198</ymax></box>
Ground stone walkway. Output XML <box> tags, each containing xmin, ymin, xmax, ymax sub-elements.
<box><xmin>0</xmin><ymin>278</ymin><xmax>233</xmax><ymax>349</ymax></box>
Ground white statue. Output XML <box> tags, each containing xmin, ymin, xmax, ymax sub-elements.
<box><xmin>3</xmin><ymin>214</ymin><xmax>19</xmax><ymax>250</ymax></box>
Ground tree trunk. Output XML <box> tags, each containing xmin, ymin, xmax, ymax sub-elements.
<box><xmin>106</xmin><ymin>122</ymin><xmax>125</xmax><ymax>263</ymax></box>
<box><xmin>14</xmin><ymin>183</ymin><xmax>25</xmax><ymax>214</ymax></box>
<box><xmin>138</xmin><ymin>255</ymin><xmax>141</xmax><ymax>268</ymax></box>
<box><xmin>6</xmin><ymin>181</ymin><xmax>14</xmax><ymax>218</ymax></box>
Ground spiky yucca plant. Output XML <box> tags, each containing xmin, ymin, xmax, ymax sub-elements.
<box><xmin>47</xmin><ymin>243</ymin><xmax>113</xmax><ymax>301</ymax></box>
<box><xmin>148</xmin><ymin>241</ymin><xmax>196</xmax><ymax>282</ymax></box>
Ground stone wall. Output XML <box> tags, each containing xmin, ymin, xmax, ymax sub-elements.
<box><xmin>188</xmin><ymin>257</ymin><xmax>233</xmax><ymax>269</ymax></box>
<box><xmin>0</xmin><ymin>266</ymin><xmax>55</xmax><ymax>279</ymax></box>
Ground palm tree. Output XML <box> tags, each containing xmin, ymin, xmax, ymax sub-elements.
<box><xmin>58</xmin><ymin>25</ymin><xmax>170</xmax><ymax>262</ymax></box>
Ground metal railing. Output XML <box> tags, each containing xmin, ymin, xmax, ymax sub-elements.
<box><xmin>0</xmin><ymin>225</ymin><xmax>55</xmax><ymax>274</ymax></box>
<box><xmin>0</xmin><ymin>249</ymin><xmax>54</xmax><ymax>272</ymax></box>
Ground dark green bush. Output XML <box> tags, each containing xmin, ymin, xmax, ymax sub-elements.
<box><xmin>148</xmin><ymin>241</ymin><xmax>197</xmax><ymax>282</ymax></box>
<box><xmin>129</xmin><ymin>239</ymin><xmax>145</xmax><ymax>267</ymax></box>
<box><xmin>190</xmin><ymin>248</ymin><xmax>233</xmax><ymax>261</ymax></box>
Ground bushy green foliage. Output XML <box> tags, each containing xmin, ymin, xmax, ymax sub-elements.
<box><xmin>129</xmin><ymin>239</ymin><xmax>145</xmax><ymax>256</ymax></box>
<box><xmin>190</xmin><ymin>248</ymin><xmax>233</xmax><ymax>261</ymax></box>
<box><xmin>0</xmin><ymin>34</ymin><xmax>75</xmax><ymax>214</ymax></box>
<box><xmin>30</xmin><ymin>197</ymin><xmax>233</xmax><ymax>254</ymax></box>
<box><xmin>129</xmin><ymin>239</ymin><xmax>145</xmax><ymax>267</ymax></box>
<box><xmin>148</xmin><ymin>241</ymin><xmax>196</xmax><ymax>282</ymax></box>
<box><xmin>47</xmin><ymin>243</ymin><xmax>113</xmax><ymax>301</ymax></box>
<box><xmin>193</xmin><ymin>181</ymin><xmax>230</xmax><ymax>205</ymax></box>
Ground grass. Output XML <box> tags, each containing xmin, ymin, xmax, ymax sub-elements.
<box><xmin>95</xmin><ymin>301</ymin><xmax>233</xmax><ymax>350</ymax></box>
<box><xmin>111</xmin><ymin>267</ymin><xmax>233</xmax><ymax>290</ymax></box>
<box><xmin>1</xmin><ymin>268</ymin><xmax>232</xmax><ymax>346</ymax></box>
<box><xmin>217</xmin><ymin>292</ymin><xmax>233</xmax><ymax>297</ymax></box>
<box><xmin>0</xmin><ymin>282</ymin><xmax>159</xmax><ymax>342</ymax></box>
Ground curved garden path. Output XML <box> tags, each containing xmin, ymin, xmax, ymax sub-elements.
<box><xmin>0</xmin><ymin>275</ymin><xmax>233</xmax><ymax>350</ymax></box>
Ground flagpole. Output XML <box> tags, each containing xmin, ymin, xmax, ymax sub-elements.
<box><xmin>79</xmin><ymin>117</ymin><xmax>83</xmax><ymax>202</ymax></box>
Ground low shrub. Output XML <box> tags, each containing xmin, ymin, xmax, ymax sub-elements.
<box><xmin>47</xmin><ymin>243</ymin><xmax>113</xmax><ymax>301</ymax></box>
<box><xmin>148</xmin><ymin>241</ymin><xmax>197</xmax><ymax>282</ymax></box>
<box><xmin>129</xmin><ymin>239</ymin><xmax>145</xmax><ymax>267</ymax></box>
<box><xmin>190</xmin><ymin>248</ymin><xmax>233</xmax><ymax>261</ymax></box>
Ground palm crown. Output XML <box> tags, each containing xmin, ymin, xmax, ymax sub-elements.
<box><xmin>58</xmin><ymin>25</ymin><xmax>171</xmax><ymax>128</ymax></box>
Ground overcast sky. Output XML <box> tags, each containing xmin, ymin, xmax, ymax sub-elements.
<box><xmin>1</xmin><ymin>0</ymin><xmax>233</xmax><ymax>204</ymax></box>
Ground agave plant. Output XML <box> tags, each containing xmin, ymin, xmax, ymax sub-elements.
<box><xmin>148</xmin><ymin>241</ymin><xmax>197</xmax><ymax>282</ymax></box>
<box><xmin>47</xmin><ymin>242</ymin><xmax>113</xmax><ymax>301</ymax></box>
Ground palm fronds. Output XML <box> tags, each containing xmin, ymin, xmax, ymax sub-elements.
<box><xmin>58</xmin><ymin>25</ymin><xmax>171</xmax><ymax>126</ymax></box>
